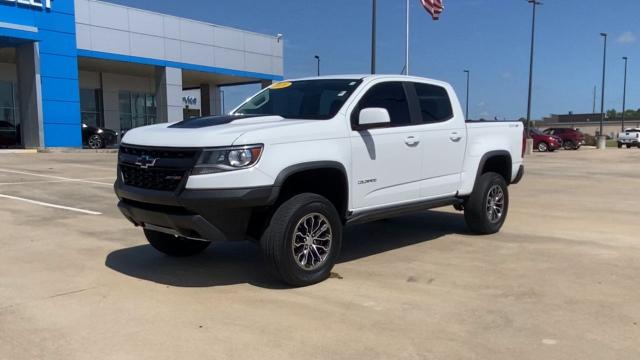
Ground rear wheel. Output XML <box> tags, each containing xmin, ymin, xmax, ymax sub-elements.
<box><xmin>563</xmin><ymin>141</ymin><xmax>575</xmax><ymax>150</ymax></box>
<box><xmin>537</xmin><ymin>142</ymin><xmax>548</xmax><ymax>152</ymax></box>
<box><xmin>618</xmin><ymin>142</ymin><xmax>623</xmax><ymax>148</ymax></box>
<box><xmin>464</xmin><ymin>172</ymin><xmax>509</xmax><ymax>235</ymax></box>
<box><xmin>261</xmin><ymin>193</ymin><xmax>342</xmax><ymax>287</ymax></box>
<box><xmin>144</xmin><ymin>229</ymin><xmax>211</xmax><ymax>257</ymax></box>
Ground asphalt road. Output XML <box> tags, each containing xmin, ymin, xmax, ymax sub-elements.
<box><xmin>0</xmin><ymin>148</ymin><xmax>638</xmax><ymax>359</ymax></box>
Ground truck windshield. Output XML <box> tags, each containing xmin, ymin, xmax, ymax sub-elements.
<box><xmin>233</xmin><ymin>79</ymin><xmax>362</xmax><ymax>120</ymax></box>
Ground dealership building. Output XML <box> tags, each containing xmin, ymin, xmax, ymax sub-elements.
<box><xmin>0</xmin><ymin>0</ymin><xmax>284</xmax><ymax>148</ymax></box>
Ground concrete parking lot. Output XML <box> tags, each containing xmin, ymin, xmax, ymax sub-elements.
<box><xmin>0</xmin><ymin>148</ymin><xmax>638</xmax><ymax>359</ymax></box>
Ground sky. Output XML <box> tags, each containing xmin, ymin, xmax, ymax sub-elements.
<box><xmin>108</xmin><ymin>0</ymin><xmax>640</xmax><ymax>120</ymax></box>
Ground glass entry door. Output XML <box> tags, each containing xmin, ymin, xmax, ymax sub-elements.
<box><xmin>0</xmin><ymin>80</ymin><xmax>20</xmax><ymax>148</ymax></box>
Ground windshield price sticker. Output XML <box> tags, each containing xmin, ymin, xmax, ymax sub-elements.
<box><xmin>271</xmin><ymin>82</ymin><xmax>293</xmax><ymax>90</ymax></box>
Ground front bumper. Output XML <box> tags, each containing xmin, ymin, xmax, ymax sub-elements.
<box><xmin>115</xmin><ymin>181</ymin><xmax>278</xmax><ymax>242</ymax></box>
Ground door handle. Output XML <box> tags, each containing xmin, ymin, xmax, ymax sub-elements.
<box><xmin>405</xmin><ymin>136</ymin><xmax>420</xmax><ymax>146</ymax></box>
<box><xmin>449</xmin><ymin>132</ymin><xmax>462</xmax><ymax>142</ymax></box>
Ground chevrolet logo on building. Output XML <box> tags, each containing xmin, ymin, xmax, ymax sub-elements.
<box><xmin>135</xmin><ymin>155</ymin><xmax>158</xmax><ymax>169</ymax></box>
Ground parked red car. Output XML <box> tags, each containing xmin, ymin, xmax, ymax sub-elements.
<box><xmin>529</xmin><ymin>128</ymin><xmax>562</xmax><ymax>152</ymax></box>
<box><xmin>543</xmin><ymin>128</ymin><xmax>585</xmax><ymax>150</ymax></box>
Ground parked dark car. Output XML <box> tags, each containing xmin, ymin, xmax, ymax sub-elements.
<box><xmin>529</xmin><ymin>128</ymin><xmax>562</xmax><ymax>152</ymax></box>
<box><xmin>0</xmin><ymin>121</ymin><xmax>20</xmax><ymax>148</ymax></box>
<box><xmin>543</xmin><ymin>128</ymin><xmax>585</xmax><ymax>150</ymax></box>
<box><xmin>82</xmin><ymin>123</ymin><xmax>118</xmax><ymax>149</ymax></box>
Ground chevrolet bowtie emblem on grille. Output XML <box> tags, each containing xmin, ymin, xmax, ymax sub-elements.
<box><xmin>135</xmin><ymin>155</ymin><xmax>158</xmax><ymax>169</ymax></box>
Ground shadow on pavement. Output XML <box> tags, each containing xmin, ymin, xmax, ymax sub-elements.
<box><xmin>105</xmin><ymin>210</ymin><xmax>467</xmax><ymax>289</ymax></box>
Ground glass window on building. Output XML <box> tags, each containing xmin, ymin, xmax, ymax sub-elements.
<box><xmin>0</xmin><ymin>81</ymin><xmax>20</xmax><ymax>148</ymax></box>
<box><xmin>119</xmin><ymin>91</ymin><xmax>157</xmax><ymax>134</ymax></box>
<box><xmin>80</xmin><ymin>89</ymin><xmax>103</xmax><ymax>128</ymax></box>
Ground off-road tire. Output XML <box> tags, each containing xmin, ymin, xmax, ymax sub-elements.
<box><xmin>464</xmin><ymin>172</ymin><xmax>509</xmax><ymax>235</ymax></box>
<box><xmin>261</xmin><ymin>193</ymin><xmax>342</xmax><ymax>287</ymax></box>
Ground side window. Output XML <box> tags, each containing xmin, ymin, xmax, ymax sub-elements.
<box><xmin>353</xmin><ymin>82</ymin><xmax>411</xmax><ymax>127</ymax></box>
<box><xmin>413</xmin><ymin>83</ymin><xmax>453</xmax><ymax>123</ymax></box>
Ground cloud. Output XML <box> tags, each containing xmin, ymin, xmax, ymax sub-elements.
<box><xmin>501</xmin><ymin>72</ymin><xmax>512</xmax><ymax>79</ymax></box>
<box><xmin>477</xmin><ymin>101</ymin><xmax>486</xmax><ymax>107</ymax></box>
<box><xmin>617</xmin><ymin>31</ymin><xmax>636</xmax><ymax>44</ymax></box>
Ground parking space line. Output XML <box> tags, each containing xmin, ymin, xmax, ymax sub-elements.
<box><xmin>0</xmin><ymin>194</ymin><xmax>102</xmax><ymax>215</ymax></box>
<box><xmin>0</xmin><ymin>168</ymin><xmax>113</xmax><ymax>186</ymax></box>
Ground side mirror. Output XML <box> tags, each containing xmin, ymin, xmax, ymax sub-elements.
<box><xmin>358</xmin><ymin>108</ymin><xmax>391</xmax><ymax>129</ymax></box>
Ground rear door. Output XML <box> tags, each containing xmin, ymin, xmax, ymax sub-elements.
<box><xmin>408</xmin><ymin>82</ymin><xmax>466</xmax><ymax>198</ymax></box>
<box><xmin>349</xmin><ymin>81</ymin><xmax>423</xmax><ymax>209</ymax></box>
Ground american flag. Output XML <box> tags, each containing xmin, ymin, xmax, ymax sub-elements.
<box><xmin>421</xmin><ymin>0</ymin><xmax>444</xmax><ymax>20</ymax></box>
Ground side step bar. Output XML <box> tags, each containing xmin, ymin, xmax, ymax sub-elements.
<box><xmin>346</xmin><ymin>197</ymin><xmax>463</xmax><ymax>225</ymax></box>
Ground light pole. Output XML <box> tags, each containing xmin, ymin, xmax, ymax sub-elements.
<box><xmin>622</xmin><ymin>56</ymin><xmax>628</xmax><ymax>131</ymax></box>
<box><xmin>464</xmin><ymin>70</ymin><xmax>470</xmax><ymax>120</ymax></box>
<box><xmin>314</xmin><ymin>55</ymin><xmax>320</xmax><ymax>76</ymax></box>
<box><xmin>371</xmin><ymin>0</ymin><xmax>377</xmax><ymax>74</ymax></box>
<box><xmin>598</xmin><ymin>33</ymin><xmax>607</xmax><ymax>148</ymax></box>
<box><xmin>526</xmin><ymin>0</ymin><xmax>541</xmax><ymax>139</ymax></box>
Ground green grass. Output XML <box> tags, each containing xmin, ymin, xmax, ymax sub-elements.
<box><xmin>606</xmin><ymin>140</ymin><xmax>618</xmax><ymax>148</ymax></box>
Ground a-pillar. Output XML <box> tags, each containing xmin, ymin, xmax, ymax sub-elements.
<box><xmin>200</xmin><ymin>84</ymin><xmax>222</xmax><ymax>116</ymax></box>
<box><xmin>155</xmin><ymin>67</ymin><xmax>183</xmax><ymax>123</ymax></box>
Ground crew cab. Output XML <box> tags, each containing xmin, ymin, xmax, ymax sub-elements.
<box><xmin>114</xmin><ymin>75</ymin><xmax>525</xmax><ymax>286</ymax></box>
<box><xmin>617</xmin><ymin>128</ymin><xmax>640</xmax><ymax>148</ymax></box>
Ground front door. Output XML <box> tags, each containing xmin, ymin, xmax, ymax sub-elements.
<box><xmin>350</xmin><ymin>81</ymin><xmax>423</xmax><ymax>209</ymax></box>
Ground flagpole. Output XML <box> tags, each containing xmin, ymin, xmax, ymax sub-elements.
<box><xmin>406</xmin><ymin>0</ymin><xmax>410</xmax><ymax>75</ymax></box>
<box><xmin>371</xmin><ymin>0</ymin><xmax>377</xmax><ymax>74</ymax></box>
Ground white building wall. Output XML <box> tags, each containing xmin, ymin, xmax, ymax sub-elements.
<box><xmin>74</xmin><ymin>0</ymin><xmax>284</xmax><ymax>78</ymax></box>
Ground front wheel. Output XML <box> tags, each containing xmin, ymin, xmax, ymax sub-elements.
<box><xmin>144</xmin><ymin>229</ymin><xmax>211</xmax><ymax>257</ymax></box>
<box><xmin>464</xmin><ymin>172</ymin><xmax>509</xmax><ymax>235</ymax></box>
<box><xmin>87</xmin><ymin>134</ymin><xmax>104</xmax><ymax>149</ymax></box>
<box><xmin>537</xmin><ymin>142</ymin><xmax>548</xmax><ymax>152</ymax></box>
<box><xmin>261</xmin><ymin>193</ymin><xmax>342</xmax><ymax>287</ymax></box>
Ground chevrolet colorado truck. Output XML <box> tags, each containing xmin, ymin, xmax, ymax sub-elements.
<box><xmin>114</xmin><ymin>75</ymin><xmax>525</xmax><ymax>286</ymax></box>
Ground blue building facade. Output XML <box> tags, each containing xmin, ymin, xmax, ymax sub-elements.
<box><xmin>1</xmin><ymin>0</ymin><xmax>82</xmax><ymax>147</ymax></box>
<box><xmin>0</xmin><ymin>0</ymin><xmax>283</xmax><ymax>148</ymax></box>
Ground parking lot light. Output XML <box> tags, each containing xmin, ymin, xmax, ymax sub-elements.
<box><xmin>598</xmin><ymin>33</ymin><xmax>608</xmax><ymax>149</ymax></box>
<box><xmin>622</xmin><ymin>57</ymin><xmax>628</xmax><ymax>132</ymax></box>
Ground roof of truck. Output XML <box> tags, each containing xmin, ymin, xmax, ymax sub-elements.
<box><xmin>280</xmin><ymin>74</ymin><xmax>451</xmax><ymax>87</ymax></box>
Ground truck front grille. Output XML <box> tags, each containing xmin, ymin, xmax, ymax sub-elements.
<box><xmin>120</xmin><ymin>164</ymin><xmax>186</xmax><ymax>192</ymax></box>
<box><xmin>118</xmin><ymin>145</ymin><xmax>199</xmax><ymax>192</ymax></box>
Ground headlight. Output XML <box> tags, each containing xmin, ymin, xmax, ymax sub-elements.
<box><xmin>192</xmin><ymin>145</ymin><xmax>263</xmax><ymax>175</ymax></box>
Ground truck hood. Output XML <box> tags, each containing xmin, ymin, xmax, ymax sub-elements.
<box><xmin>121</xmin><ymin>115</ymin><xmax>313</xmax><ymax>148</ymax></box>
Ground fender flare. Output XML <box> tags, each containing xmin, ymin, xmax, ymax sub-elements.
<box><xmin>272</xmin><ymin>161</ymin><xmax>350</xmax><ymax>217</ymax></box>
<box><xmin>475</xmin><ymin>150</ymin><xmax>513</xmax><ymax>186</ymax></box>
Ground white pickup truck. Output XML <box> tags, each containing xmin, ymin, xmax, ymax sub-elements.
<box><xmin>617</xmin><ymin>128</ymin><xmax>640</xmax><ymax>148</ymax></box>
<box><xmin>114</xmin><ymin>75</ymin><xmax>525</xmax><ymax>286</ymax></box>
